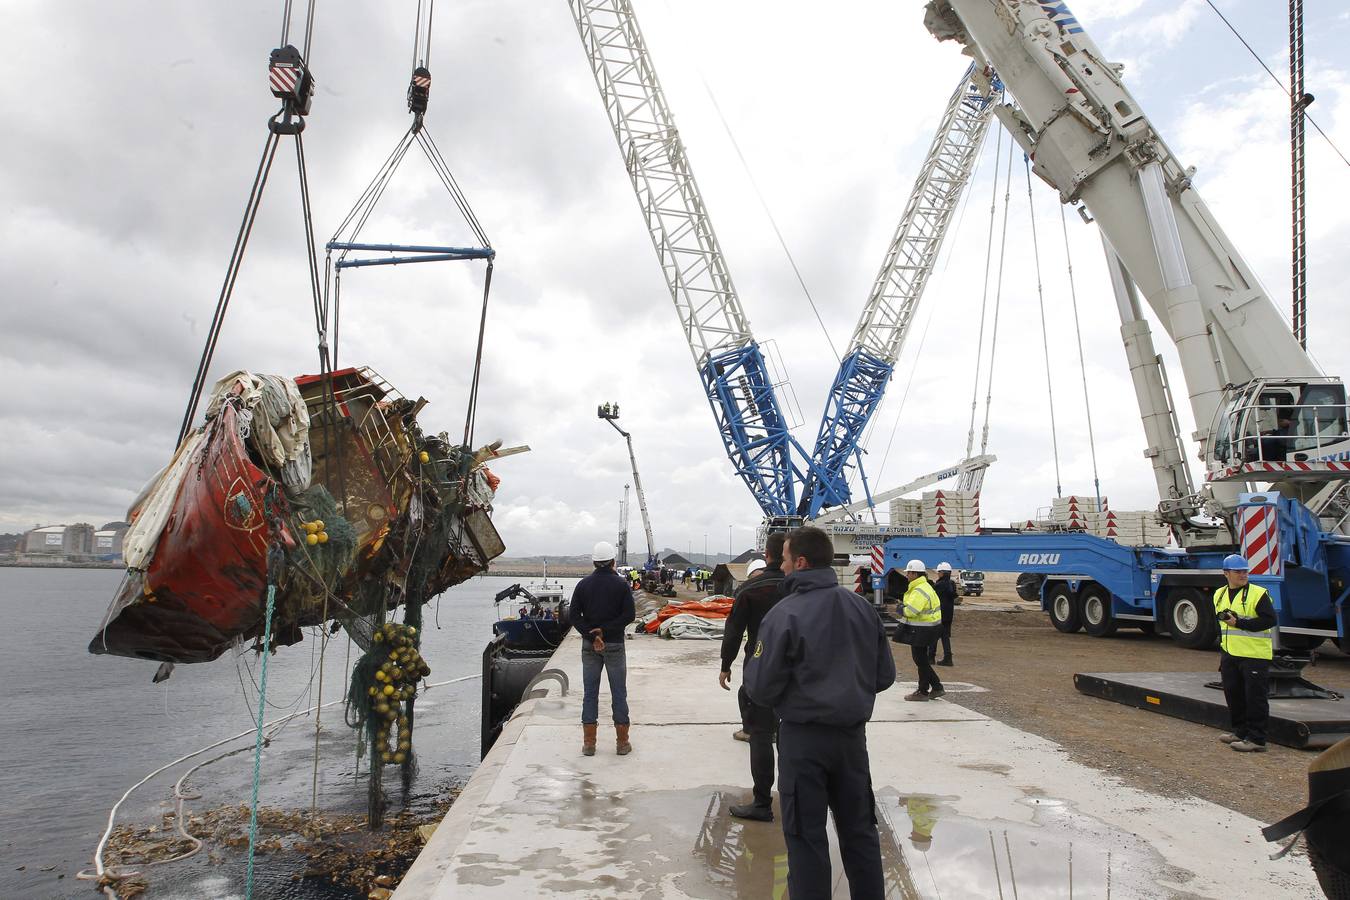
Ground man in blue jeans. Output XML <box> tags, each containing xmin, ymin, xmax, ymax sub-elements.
<box><xmin>571</xmin><ymin>541</ymin><xmax>637</xmax><ymax>756</ymax></box>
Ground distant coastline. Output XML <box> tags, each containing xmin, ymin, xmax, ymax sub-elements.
<box><xmin>0</xmin><ymin>557</ymin><xmax>122</xmax><ymax>570</ymax></box>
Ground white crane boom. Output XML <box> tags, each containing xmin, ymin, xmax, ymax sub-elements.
<box><xmin>813</xmin><ymin>454</ymin><xmax>997</xmax><ymax>524</ymax></box>
<box><xmin>926</xmin><ymin>0</ymin><xmax>1332</xmax><ymax>535</ymax></box>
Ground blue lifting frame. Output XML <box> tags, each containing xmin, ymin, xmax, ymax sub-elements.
<box><xmin>328</xmin><ymin>241</ymin><xmax>494</xmax><ymax>270</ymax></box>
<box><xmin>700</xmin><ymin>342</ymin><xmax>811</xmax><ymax>518</ymax></box>
<box><xmin>799</xmin><ymin>347</ymin><xmax>894</xmax><ymax>518</ymax></box>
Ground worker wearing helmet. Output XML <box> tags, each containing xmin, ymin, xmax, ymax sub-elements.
<box><xmin>745</xmin><ymin>525</ymin><xmax>894</xmax><ymax>899</ymax></box>
<box><xmin>571</xmin><ymin>540</ymin><xmax>637</xmax><ymax>757</ymax></box>
<box><xmin>1214</xmin><ymin>553</ymin><xmax>1277</xmax><ymax>752</ymax></box>
<box><xmin>928</xmin><ymin>561</ymin><xmax>958</xmax><ymax>667</ymax></box>
<box><xmin>895</xmin><ymin>559</ymin><xmax>944</xmax><ymax>701</ymax></box>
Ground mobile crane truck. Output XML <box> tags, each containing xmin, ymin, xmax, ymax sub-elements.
<box><xmin>882</xmin><ymin>0</ymin><xmax>1350</xmax><ymax>748</ymax></box>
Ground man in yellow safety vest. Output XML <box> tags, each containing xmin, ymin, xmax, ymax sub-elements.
<box><xmin>897</xmin><ymin>559</ymin><xmax>945</xmax><ymax>701</ymax></box>
<box><xmin>1214</xmin><ymin>553</ymin><xmax>1277</xmax><ymax>752</ymax></box>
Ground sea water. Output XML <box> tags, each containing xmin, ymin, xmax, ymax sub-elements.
<box><xmin>0</xmin><ymin>567</ymin><xmax>573</xmax><ymax>898</ymax></box>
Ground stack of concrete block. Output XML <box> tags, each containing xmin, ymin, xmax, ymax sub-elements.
<box><xmin>1050</xmin><ymin>495</ymin><xmax>1109</xmax><ymax>531</ymax></box>
<box><xmin>1093</xmin><ymin>510</ymin><xmax>1172</xmax><ymax>546</ymax></box>
<box><xmin>922</xmin><ymin>490</ymin><xmax>980</xmax><ymax>537</ymax></box>
<box><xmin>889</xmin><ymin>498</ymin><xmax>923</xmax><ymax>529</ymax></box>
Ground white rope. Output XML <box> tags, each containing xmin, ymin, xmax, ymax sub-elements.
<box><xmin>80</xmin><ymin>672</ymin><xmax>481</xmax><ymax>896</ymax></box>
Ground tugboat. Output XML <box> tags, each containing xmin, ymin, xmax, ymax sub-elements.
<box><xmin>491</xmin><ymin>567</ymin><xmax>569</xmax><ymax>651</ymax></box>
<box><xmin>481</xmin><ymin>566</ymin><xmax>573</xmax><ymax>757</ymax></box>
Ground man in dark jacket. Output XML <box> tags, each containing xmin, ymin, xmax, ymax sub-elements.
<box><xmin>571</xmin><ymin>541</ymin><xmax>637</xmax><ymax>757</ymax></box>
<box><xmin>746</xmin><ymin>526</ymin><xmax>895</xmax><ymax>900</ymax></box>
<box><xmin>928</xmin><ymin>562</ymin><xmax>958</xmax><ymax>667</ymax></box>
<box><xmin>719</xmin><ymin>534</ymin><xmax>788</xmax><ymax>821</ymax></box>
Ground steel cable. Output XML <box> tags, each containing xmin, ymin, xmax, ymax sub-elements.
<box><xmin>1024</xmin><ymin>157</ymin><xmax>1063</xmax><ymax>498</ymax></box>
<box><xmin>177</xmin><ymin>130</ymin><xmax>282</xmax><ymax>445</ymax></box>
<box><xmin>1059</xmin><ymin>204</ymin><xmax>1103</xmax><ymax>512</ymax></box>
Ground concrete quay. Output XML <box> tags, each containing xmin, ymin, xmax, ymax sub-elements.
<box><xmin>396</xmin><ymin>632</ymin><xmax>1319</xmax><ymax>899</ymax></box>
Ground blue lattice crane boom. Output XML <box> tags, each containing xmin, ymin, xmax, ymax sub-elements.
<box><xmin>800</xmin><ymin>64</ymin><xmax>1002</xmax><ymax>519</ymax></box>
<box><xmin>567</xmin><ymin>0</ymin><xmax>808</xmax><ymax>518</ymax></box>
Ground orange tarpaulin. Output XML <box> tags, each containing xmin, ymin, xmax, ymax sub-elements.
<box><xmin>644</xmin><ymin>597</ymin><xmax>735</xmax><ymax>633</ymax></box>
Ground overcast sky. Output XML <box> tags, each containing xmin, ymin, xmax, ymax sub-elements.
<box><xmin>2</xmin><ymin>0</ymin><xmax>1349</xmax><ymax>557</ymax></box>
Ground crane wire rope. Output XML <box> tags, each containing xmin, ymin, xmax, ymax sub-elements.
<box><xmin>657</xmin><ymin>0</ymin><xmax>838</xmax><ymax>362</ymax></box>
<box><xmin>1289</xmin><ymin>0</ymin><xmax>1308</xmax><ymax>349</ymax></box>
<box><xmin>963</xmin><ymin>125</ymin><xmax>1006</xmax><ymax>461</ymax></box>
<box><xmin>1200</xmin><ymin>0</ymin><xmax>1349</xmax><ymax>168</ymax></box>
<box><xmin>977</xmin><ymin>137</ymin><xmax>1017</xmax><ymax>459</ymax></box>
<box><xmin>1059</xmin><ymin>204</ymin><xmax>1103</xmax><ymax>512</ymax></box>
<box><xmin>1024</xmin><ymin>156</ymin><xmax>1063</xmax><ymax>498</ymax></box>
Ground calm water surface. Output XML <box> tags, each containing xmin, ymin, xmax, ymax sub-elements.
<box><xmin>0</xmin><ymin>568</ymin><xmax>573</xmax><ymax>899</ymax></box>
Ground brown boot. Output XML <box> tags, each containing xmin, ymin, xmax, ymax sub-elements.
<box><xmin>615</xmin><ymin>723</ymin><xmax>633</xmax><ymax>756</ymax></box>
<box><xmin>582</xmin><ymin>723</ymin><xmax>597</xmax><ymax>757</ymax></box>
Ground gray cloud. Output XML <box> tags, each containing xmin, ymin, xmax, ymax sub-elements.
<box><xmin>3</xmin><ymin>0</ymin><xmax>1349</xmax><ymax>558</ymax></box>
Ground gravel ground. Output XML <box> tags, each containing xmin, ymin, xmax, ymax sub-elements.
<box><xmin>897</xmin><ymin>574</ymin><xmax>1350</xmax><ymax>826</ymax></box>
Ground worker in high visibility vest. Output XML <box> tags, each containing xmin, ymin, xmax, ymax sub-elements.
<box><xmin>896</xmin><ymin>559</ymin><xmax>945</xmax><ymax>701</ymax></box>
<box><xmin>1214</xmin><ymin>554</ymin><xmax>1277</xmax><ymax>752</ymax></box>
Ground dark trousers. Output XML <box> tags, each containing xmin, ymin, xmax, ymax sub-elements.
<box><xmin>1219</xmin><ymin>653</ymin><xmax>1270</xmax><ymax>745</ymax></box>
<box><xmin>911</xmin><ymin>642</ymin><xmax>943</xmax><ymax>694</ymax></box>
<box><xmin>777</xmin><ymin>720</ymin><xmax>884</xmax><ymax>900</ymax></box>
<box><xmin>927</xmin><ymin>604</ymin><xmax>954</xmax><ymax>663</ymax></box>
<box><xmin>744</xmin><ymin>691</ymin><xmax>778</xmax><ymax>808</ymax></box>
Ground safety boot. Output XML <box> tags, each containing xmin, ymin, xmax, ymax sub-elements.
<box><xmin>616</xmin><ymin>723</ymin><xmax>633</xmax><ymax>755</ymax></box>
<box><xmin>582</xmin><ymin>723</ymin><xmax>598</xmax><ymax>757</ymax></box>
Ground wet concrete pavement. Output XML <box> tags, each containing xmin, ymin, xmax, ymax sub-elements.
<box><xmin>396</xmin><ymin>633</ymin><xmax>1319</xmax><ymax>898</ymax></box>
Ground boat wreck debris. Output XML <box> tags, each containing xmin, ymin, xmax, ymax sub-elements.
<box><xmin>89</xmin><ymin>366</ymin><xmax>508</xmax><ymax>666</ymax></box>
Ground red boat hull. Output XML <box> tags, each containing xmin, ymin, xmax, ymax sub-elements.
<box><xmin>90</xmin><ymin>403</ymin><xmax>293</xmax><ymax>663</ymax></box>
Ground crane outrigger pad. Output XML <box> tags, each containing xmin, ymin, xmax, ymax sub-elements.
<box><xmin>1075</xmin><ymin>671</ymin><xmax>1350</xmax><ymax>750</ymax></box>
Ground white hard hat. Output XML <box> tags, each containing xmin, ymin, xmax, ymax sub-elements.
<box><xmin>591</xmin><ymin>540</ymin><xmax>617</xmax><ymax>562</ymax></box>
<box><xmin>746</xmin><ymin>559</ymin><xmax>767</xmax><ymax>576</ymax></box>
<box><xmin>904</xmin><ymin>559</ymin><xmax>927</xmax><ymax>573</ymax></box>
<box><xmin>935</xmin><ymin>562</ymin><xmax>952</xmax><ymax>572</ymax></box>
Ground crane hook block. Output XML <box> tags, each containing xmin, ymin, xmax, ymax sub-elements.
<box><xmin>268</xmin><ymin>45</ymin><xmax>314</xmax><ymax>117</ymax></box>
<box><xmin>408</xmin><ymin>66</ymin><xmax>432</xmax><ymax>118</ymax></box>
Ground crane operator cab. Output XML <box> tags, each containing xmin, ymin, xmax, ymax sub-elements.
<box><xmin>1207</xmin><ymin>378</ymin><xmax>1350</xmax><ymax>480</ymax></box>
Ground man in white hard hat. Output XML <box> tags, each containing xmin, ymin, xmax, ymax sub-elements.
<box><xmin>571</xmin><ymin>540</ymin><xmax>637</xmax><ymax>756</ymax></box>
<box><xmin>928</xmin><ymin>562</ymin><xmax>958</xmax><ymax>667</ymax></box>
<box><xmin>895</xmin><ymin>559</ymin><xmax>944</xmax><ymax>700</ymax></box>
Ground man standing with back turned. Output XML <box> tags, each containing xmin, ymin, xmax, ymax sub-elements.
<box><xmin>719</xmin><ymin>533</ymin><xmax>788</xmax><ymax>821</ymax></box>
<box><xmin>746</xmin><ymin>526</ymin><xmax>895</xmax><ymax>900</ymax></box>
<box><xmin>1214</xmin><ymin>553</ymin><xmax>1276</xmax><ymax>753</ymax></box>
<box><xmin>571</xmin><ymin>541</ymin><xmax>637</xmax><ymax>757</ymax></box>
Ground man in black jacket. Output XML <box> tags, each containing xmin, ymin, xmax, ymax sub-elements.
<box><xmin>746</xmin><ymin>526</ymin><xmax>895</xmax><ymax>900</ymax></box>
<box><xmin>571</xmin><ymin>541</ymin><xmax>637</xmax><ymax>757</ymax></box>
<box><xmin>719</xmin><ymin>533</ymin><xmax>787</xmax><ymax>821</ymax></box>
<box><xmin>928</xmin><ymin>562</ymin><xmax>958</xmax><ymax>667</ymax></box>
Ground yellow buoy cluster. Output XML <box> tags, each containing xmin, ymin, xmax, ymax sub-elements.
<box><xmin>366</xmin><ymin>622</ymin><xmax>430</xmax><ymax>765</ymax></box>
<box><xmin>301</xmin><ymin>519</ymin><xmax>329</xmax><ymax>546</ymax></box>
<box><xmin>418</xmin><ymin>450</ymin><xmax>431</xmax><ymax>464</ymax></box>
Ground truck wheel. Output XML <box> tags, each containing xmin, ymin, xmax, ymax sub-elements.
<box><xmin>1047</xmin><ymin>583</ymin><xmax>1082</xmax><ymax>633</ymax></box>
<box><xmin>1168</xmin><ymin>588</ymin><xmax>1217</xmax><ymax>650</ymax></box>
<box><xmin>1017</xmin><ymin>573</ymin><xmax>1046</xmax><ymax>602</ymax></box>
<box><xmin>1080</xmin><ymin>584</ymin><xmax>1118</xmax><ymax>637</ymax></box>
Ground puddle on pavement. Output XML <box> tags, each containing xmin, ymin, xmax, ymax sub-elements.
<box><xmin>452</xmin><ymin>765</ymin><xmax>1192</xmax><ymax>898</ymax></box>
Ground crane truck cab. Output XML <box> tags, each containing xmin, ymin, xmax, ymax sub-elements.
<box><xmin>1208</xmin><ymin>378</ymin><xmax>1350</xmax><ymax>479</ymax></box>
<box><xmin>958</xmin><ymin>569</ymin><xmax>984</xmax><ymax>596</ymax></box>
